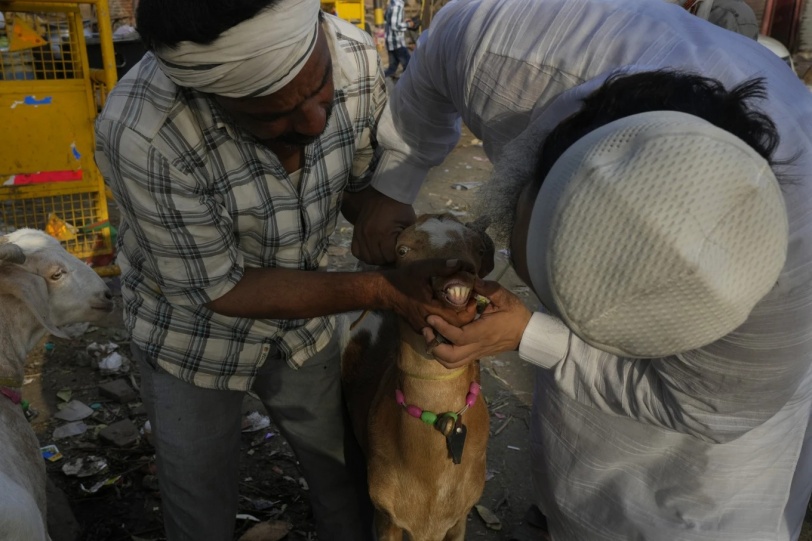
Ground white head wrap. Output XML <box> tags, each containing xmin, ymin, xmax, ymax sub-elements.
<box><xmin>524</xmin><ymin>111</ymin><xmax>788</xmax><ymax>358</ymax></box>
<box><xmin>154</xmin><ymin>0</ymin><xmax>321</xmax><ymax>98</ymax></box>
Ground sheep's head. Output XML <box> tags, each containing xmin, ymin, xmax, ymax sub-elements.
<box><xmin>394</xmin><ymin>214</ymin><xmax>494</xmax><ymax>311</ymax></box>
<box><xmin>0</xmin><ymin>229</ymin><xmax>114</xmax><ymax>338</ymax></box>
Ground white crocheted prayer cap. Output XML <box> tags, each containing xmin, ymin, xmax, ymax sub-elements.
<box><xmin>525</xmin><ymin>111</ymin><xmax>788</xmax><ymax>358</ymax></box>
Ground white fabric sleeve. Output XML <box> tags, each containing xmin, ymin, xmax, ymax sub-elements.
<box><xmin>518</xmin><ymin>310</ymin><xmax>807</xmax><ymax>443</ymax></box>
<box><xmin>370</xmin><ymin>12</ymin><xmax>464</xmax><ymax>204</ymax></box>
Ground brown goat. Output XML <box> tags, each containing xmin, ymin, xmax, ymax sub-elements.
<box><xmin>342</xmin><ymin>213</ymin><xmax>494</xmax><ymax>541</ymax></box>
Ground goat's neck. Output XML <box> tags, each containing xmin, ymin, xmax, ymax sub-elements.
<box><xmin>396</xmin><ymin>319</ymin><xmax>476</xmax><ymax>412</ymax></box>
<box><xmin>0</xmin><ymin>296</ymin><xmax>47</xmax><ymax>385</ymax></box>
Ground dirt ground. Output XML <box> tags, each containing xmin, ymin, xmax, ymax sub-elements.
<box><xmin>21</xmin><ymin>124</ymin><xmax>812</xmax><ymax>541</ymax></box>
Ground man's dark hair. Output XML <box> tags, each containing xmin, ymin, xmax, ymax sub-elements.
<box><xmin>136</xmin><ymin>0</ymin><xmax>281</xmax><ymax>50</ymax></box>
<box><xmin>536</xmin><ymin>71</ymin><xmax>781</xmax><ymax>182</ymax></box>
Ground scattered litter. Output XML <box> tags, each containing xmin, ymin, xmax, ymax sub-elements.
<box><xmin>40</xmin><ymin>444</ymin><xmax>63</xmax><ymax>462</ymax></box>
<box><xmin>298</xmin><ymin>477</ymin><xmax>309</xmax><ymax>491</ymax></box>
<box><xmin>497</xmin><ymin>248</ymin><xmax>511</xmax><ymax>258</ymax></box>
<box><xmin>493</xmin><ymin>415</ymin><xmax>513</xmax><ymax>436</ymax></box>
<box><xmin>236</xmin><ymin>514</ymin><xmax>261</xmax><ymax>522</ymax></box>
<box><xmin>483</xmin><ymin>366</ymin><xmax>511</xmax><ymax>389</ymax></box>
<box><xmin>238</xmin><ymin>520</ymin><xmax>292</xmax><ymax>541</ymax></box>
<box><xmin>142</xmin><ymin>474</ymin><xmax>160</xmax><ymax>491</ymax></box>
<box><xmin>53</xmin><ymin>421</ymin><xmax>88</xmax><ymax>440</ymax></box>
<box><xmin>485</xmin><ymin>470</ymin><xmax>495</xmax><ymax>482</ymax></box>
<box><xmin>493</xmin><ymin>412</ymin><xmax>506</xmax><ymax>420</ymax></box>
<box><xmin>56</xmin><ymin>389</ymin><xmax>72</xmax><ymax>402</ymax></box>
<box><xmin>80</xmin><ymin>475</ymin><xmax>121</xmax><ymax>494</ymax></box>
<box><xmin>450</xmin><ymin>181</ymin><xmax>482</xmax><ymax>191</ymax></box>
<box><xmin>62</xmin><ymin>455</ymin><xmax>108</xmax><ymax>478</ymax></box>
<box><xmin>507</xmin><ymin>445</ymin><xmax>521</xmax><ymax>451</ymax></box>
<box><xmin>21</xmin><ymin>400</ymin><xmax>38</xmax><ymax>421</ymax></box>
<box><xmin>242</xmin><ymin>411</ymin><xmax>271</xmax><ymax>432</ymax></box>
<box><xmin>44</xmin><ymin>341</ymin><xmax>55</xmax><ymax>356</ymax></box>
<box><xmin>141</xmin><ymin>420</ymin><xmax>152</xmax><ymax>435</ymax></box>
<box><xmin>470</xmin><ymin>138</ymin><xmax>483</xmax><ymax>146</ymax></box>
<box><xmin>475</xmin><ymin>504</ymin><xmax>502</xmax><ymax>530</ymax></box>
<box><xmin>98</xmin><ymin>418</ymin><xmax>140</xmax><ymax>447</ymax></box>
<box><xmin>87</xmin><ymin>342</ymin><xmax>131</xmax><ymax>374</ymax></box>
<box><xmin>249</xmin><ymin>498</ymin><xmax>277</xmax><ymax>511</ymax></box>
<box><xmin>472</xmin><ymin>155</ymin><xmax>487</xmax><ymax>162</ymax></box>
<box><xmin>45</xmin><ymin>212</ymin><xmax>78</xmax><ymax>241</ymax></box>
<box><xmin>60</xmin><ymin>322</ymin><xmax>90</xmax><ymax>337</ymax></box>
<box><xmin>54</xmin><ymin>400</ymin><xmax>95</xmax><ymax>422</ymax></box>
<box><xmin>98</xmin><ymin>351</ymin><xmax>130</xmax><ymax>374</ymax></box>
<box><xmin>98</xmin><ymin>379</ymin><xmax>137</xmax><ymax>403</ymax></box>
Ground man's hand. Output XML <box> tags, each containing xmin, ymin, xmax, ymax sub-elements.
<box><xmin>381</xmin><ymin>258</ymin><xmax>479</xmax><ymax>331</ymax></box>
<box><xmin>423</xmin><ymin>280</ymin><xmax>533</xmax><ymax>369</ymax></box>
<box><xmin>345</xmin><ymin>187</ymin><xmax>416</xmax><ymax>265</ymax></box>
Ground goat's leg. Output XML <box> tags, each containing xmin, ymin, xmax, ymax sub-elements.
<box><xmin>374</xmin><ymin>510</ymin><xmax>404</xmax><ymax>541</ymax></box>
<box><xmin>443</xmin><ymin>517</ymin><xmax>466</xmax><ymax>541</ymax></box>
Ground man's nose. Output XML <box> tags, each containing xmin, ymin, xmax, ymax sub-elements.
<box><xmin>292</xmin><ymin>100</ymin><xmax>327</xmax><ymax>136</ymax></box>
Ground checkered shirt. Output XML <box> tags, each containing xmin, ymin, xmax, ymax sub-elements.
<box><xmin>384</xmin><ymin>0</ymin><xmax>409</xmax><ymax>51</ymax></box>
<box><xmin>94</xmin><ymin>15</ymin><xmax>386</xmax><ymax>391</ymax></box>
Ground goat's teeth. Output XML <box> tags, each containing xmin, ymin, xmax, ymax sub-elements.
<box><xmin>446</xmin><ymin>286</ymin><xmax>471</xmax><ymax>303</ymax></box>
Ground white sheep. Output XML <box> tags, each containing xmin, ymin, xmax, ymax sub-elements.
<box><xmin>0</xmin><ymin>228</ymin><xmax>114</xmax><ymax>540</ymax></box>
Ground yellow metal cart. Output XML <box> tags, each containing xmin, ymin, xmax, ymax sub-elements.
<box><xmin>0</xmin><ymin>0</ymin><xmax>118</xmax><ymax>275</ymax></box>
<box><xmin>322</xmin><ymin>0</ymin><xmax>369</xmax><ymax>31</ymax></box>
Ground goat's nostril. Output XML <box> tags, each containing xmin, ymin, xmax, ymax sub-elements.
<box><xmin>104</xmin><ymin>290</ymin><xmax>113</xmax><ymax>300</ymax></box>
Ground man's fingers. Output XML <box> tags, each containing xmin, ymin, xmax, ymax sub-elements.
<box><xmin>473</xmin><ymin>278</ymin><xmax>502</xmax><ymax>297</ymax></box>
<box><xmin>430</xmin><ymin>343</ymin><xmax>478</xmax><ymax>369</ymax></box>
<box><xmin>426</xmin><ymin>314</ymin><xmax>463</xmax><ymax>343</ymax></box>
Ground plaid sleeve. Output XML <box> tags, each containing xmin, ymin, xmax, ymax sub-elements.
<box><xmin>95</xmin><ymin>118</ymin><xmax>244</xmax><ymax>306</ymax></box>
<box><xmin>347</xmin><ymin>43</ymin><xmax>388</xmax><ymax>191</ymax></box>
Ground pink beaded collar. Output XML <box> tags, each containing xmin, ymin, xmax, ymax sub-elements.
<box><xmin>395</xmin><ymin>381</ymin><xmax>481</xmax><ymax>427</ymax></box>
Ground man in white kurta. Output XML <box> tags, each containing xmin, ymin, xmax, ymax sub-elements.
<box><xmin>362</xmin><ymin>0</ymin><xmax>812</xmax><ymax>539</ymax></box>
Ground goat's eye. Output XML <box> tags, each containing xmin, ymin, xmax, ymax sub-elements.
<box><xmin>50</xmin><ymin>270</ymin><xmax>64</xmax><ymax>281</ymax></box>
<box><xmin>397</xmin><ymin>245</ymin><xmax>411</xmax><ymax>257</ymax></box>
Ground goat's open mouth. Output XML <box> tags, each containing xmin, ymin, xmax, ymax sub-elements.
<box><xmin>442</xmin><ymin>281</ymin><xmax>473</xmax><ymax>307</ymax></box>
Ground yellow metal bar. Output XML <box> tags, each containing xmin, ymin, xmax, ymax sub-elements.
<box><xmin>1</xmin><ymin>0</ymin><xmax>104</xmax><ymax>5</ymax></box>
<box><xmin>93</xmin><ymin>264</ymin><xmax>121</xmax><ymax>277</ymax></box>
<box><xmin>0</xmin><ymin>2</ymin><xmax>80</xmax><ymax>11</ymax></box>
<box><xmin>374</xmin><ymin>7</ymin><xmax>383</xmax><ymax>26</ymax></box>
<box><xmin>93</xmin><ymin>0</ymin><xmax>118</xmax><ymax>93</ymax></box>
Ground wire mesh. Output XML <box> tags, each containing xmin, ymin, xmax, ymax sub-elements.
<box><xmin>0</xmin><ymin>190</ymin><xmax>112</xmax><ymax>258</ymax></box>
<box><xmin>0</xmin><ymin>11</ymin><xmax>84</xmax><ymax>80</ymax></box>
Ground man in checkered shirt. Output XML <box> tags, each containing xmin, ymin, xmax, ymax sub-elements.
<box><xmin>94</xmin><ymin>0</ymin><xmax>476</xmax><ymax>539</ymax></box>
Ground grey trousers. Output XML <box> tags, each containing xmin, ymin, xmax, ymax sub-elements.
<box><xmin>133</xmin><ymin>335</ymin><xmax>372</xmax><ymax>541</ymax></box>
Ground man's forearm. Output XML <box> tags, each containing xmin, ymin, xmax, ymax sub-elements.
<box><xmin>205</xmin><ymin>267</ymin><xmax>388</xmax><ymax>319</ymax></box>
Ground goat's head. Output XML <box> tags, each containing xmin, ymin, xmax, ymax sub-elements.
<box><xmin>0</xmin><ymin>229</ymin><xmax>115</xmax><ymax>338</ymax></box>
<box><xmin>395</xmin><ymin>214</ymin><xmax>494</xmax><ymax>311</ymax></box>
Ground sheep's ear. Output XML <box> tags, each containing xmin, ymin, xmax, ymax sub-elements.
<box><xmin>0</xmin><ymin>265</ymin><xmax>69</xmax><ymax>339</ymax></box>
<box><xmin>0</xmin><ymin>242</ymin><xmax>25</xmax><ymax>264</ymax></box>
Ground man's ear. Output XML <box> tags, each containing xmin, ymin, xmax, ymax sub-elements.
<box><xmin>0</xmin><ymin>265</ymin><xmax>69</xmax><ymax>339</ymax></box>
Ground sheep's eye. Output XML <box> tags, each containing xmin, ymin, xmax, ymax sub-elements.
<box><xmin>397</xmin><ymin>245</ymin><xmax>410</xmax><ymax>257</ymax></box>
<box><xmin>50</xmin><ymin>270</ymin><xmax>64</xmax><ymax>280</ymax></box>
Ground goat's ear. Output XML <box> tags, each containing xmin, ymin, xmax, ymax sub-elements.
<box><xmin>0</xmin><ymin>266</ymin><xmax>69</xmax><ymax>339</ymax></box>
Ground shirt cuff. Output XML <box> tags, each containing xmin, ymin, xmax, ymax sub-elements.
<box><xmin>370</xmin><ymin>150</ymin><xmax>428</xmax><ymax>205</ymax></box>
<box><xmin>518</xmin><ymin>312</ymin><xmax>571</xmax><ymax>369</ymax></box>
